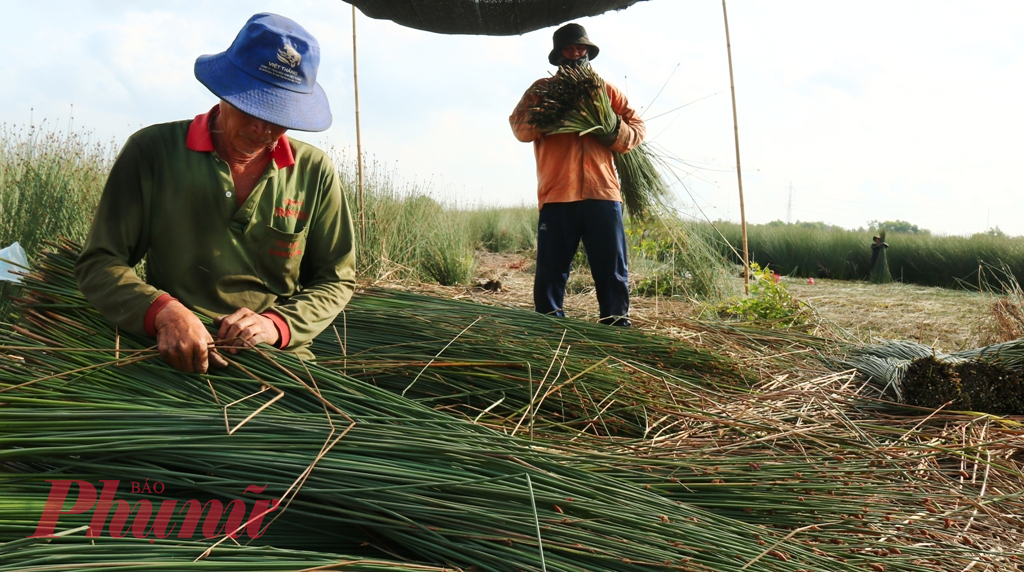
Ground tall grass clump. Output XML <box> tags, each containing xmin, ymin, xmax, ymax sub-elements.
<box><xmin>983</xmin><ymin>262</ymin><xmax>1024</xmax><ymax>341</ymax></box>
<box><xmin>713</xmin><ymin>222</ymin><xmax>866</xmax><ymax>280</ymax></box>
<box><xmin>458</xmin><ymin>206</ymin><xmax>537</xmax><ymax>253</ymax></box>
<box><xmin>418</xmin><ymin>213</ymin><xmax>477</xmax><ymax>285</ymax></box>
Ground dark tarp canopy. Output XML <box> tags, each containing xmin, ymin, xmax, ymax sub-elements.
<box><xmin>342</xmin><ymin>0</ymin><xmax>648</xmax><ymax>36</ymax></box>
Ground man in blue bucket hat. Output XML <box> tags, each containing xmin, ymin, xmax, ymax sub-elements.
<box><xmin>75</xmin><ymin>13</ymin><xmax>356</xmax><ymax>373</ymax></box>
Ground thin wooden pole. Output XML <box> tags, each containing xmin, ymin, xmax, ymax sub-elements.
<box><xmin>352</xmin><ymin>5</ymin><xmax>366</xmax><ymax>244</ymax></box>
<box><xmin>722</xmin><ymin>0</ymin><xmax>750</xmax><ymax>294</ymax></box>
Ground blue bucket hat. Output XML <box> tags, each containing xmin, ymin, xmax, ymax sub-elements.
<box><xmin>195</xmin><ymin>13</ymin><xmax>331</xmax><ymax>132</ymax></box>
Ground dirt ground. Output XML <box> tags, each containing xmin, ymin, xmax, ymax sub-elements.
<box><xmin>392</xmin><ymin>251</ymin><xmax>1005</xmax><ymax>353</ymax></box>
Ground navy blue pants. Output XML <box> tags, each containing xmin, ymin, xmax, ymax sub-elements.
<box><xmin>534</xmin><ymin>200</ymin><xmax>630</xmax><ymax>321</ymax></box>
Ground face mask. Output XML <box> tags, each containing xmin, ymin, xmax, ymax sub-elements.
<box><xmin>555</xmin><ymin>53</ymin><xmax>590</xmax><ymax>68</ymax></box>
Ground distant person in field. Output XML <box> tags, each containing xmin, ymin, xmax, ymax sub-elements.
<box><xmin>869</xmin><ymin>233</ymin><xmax>892</xmax><ymax>283</ymax></box>
<box><xmin>75</xmin><ymin>13</ymin><xmax>356</xmax><ymax>373</ymax></box>
<box><xmin>509</xmin><ymin>23</ymin><xmax>645</xmax><ymax>326</ymax></box>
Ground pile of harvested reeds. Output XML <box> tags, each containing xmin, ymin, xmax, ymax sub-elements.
<box><xmin>0</xmin><ymin>536</ymin><xmax>447</xmax><ymax>572</ymax></box>
<box><xmin>0</xmin><ymin>241</ymin><xmax>845</xmax><ymax>570</ymax></box>
<box><xmin>314</xmin><ymin>287</ymin><xmax>748</xmax><ymax>438</ymax></box>
<box><xmin>3</xmin><ymin>240</ymin><xmax>1024</xmax><ymax>570</ymax></box>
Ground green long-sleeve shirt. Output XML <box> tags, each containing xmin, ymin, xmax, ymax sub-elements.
<box><xmin>74</xmin><ymin>109</ymin><xmax>356</xmax><ymax>359</ymax></box>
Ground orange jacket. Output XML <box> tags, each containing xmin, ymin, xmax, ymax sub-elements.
<box><xmin>510</xmin><ymin>76</ymin><xmax>645</xmax><ymax>208</ymax></box>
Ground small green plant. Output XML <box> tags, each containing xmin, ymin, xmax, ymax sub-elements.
<box><xmin>633</xmin><ymin>263</ymin><xmax>681</xmax><ymax>297</ymax></box>
<box><xmin>716</xmin><ymin>263</ymin><xmax>810</xmax><ymax>327</ymax></box>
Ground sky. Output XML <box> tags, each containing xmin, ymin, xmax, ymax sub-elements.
<box><xmin>2</xmin><ymin>0</ymin><xmax>1022</xmax><ymax>237</ymax></box>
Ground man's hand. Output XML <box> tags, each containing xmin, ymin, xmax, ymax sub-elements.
<box><xmin>154</xmin><ymin>300</ymin><xmax>228</xmax><ymax>373</ymax></box>
<box><xmin>215</xmin><ymin>308</ymin><xmax>281</xmax><ymax>354</ymax></box>
<box><xmin>594</xmin><ymin>116</ymin><xmax>622</xmax><ymax>148</ymax></box>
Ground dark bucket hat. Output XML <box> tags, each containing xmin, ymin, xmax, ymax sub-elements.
<box><xmin>548</xmin><ymin>23</ymin><xmax>600</xmax><ymax>66</ymax></box>
<box><xmin>195</xmin><ymin>13</ymin><xmax>332</xmax><ymax>132</ymax></box>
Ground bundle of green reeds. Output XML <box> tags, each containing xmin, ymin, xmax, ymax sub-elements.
<box><xmin>527</xmin><ymin>64</ymin><xmax>617</xmax><ymax>137</ymax></box>
<box><xmin>613</xmin><ymin>146</ymin><xmax>671</xmax><ymax>221</ymax></box>
<box><xmin>843</xmin><ymin>338</ymin><xmax>1024</xmax><ymax>413</ymax></box>
<box><xmin>527</xmin><ymin>64</ymin><xmax>669</xmax><ymax>220</ymax></box>
<box><xmin>901</xmin><ymin>355</ymin><xmax>964</xmax><ymax>409</ymax></box>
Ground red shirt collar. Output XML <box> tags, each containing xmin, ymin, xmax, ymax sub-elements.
<box><xmin>186</xmin><ymin>104</ymin><xmax>295</xmax><ymax>169</ymax></box>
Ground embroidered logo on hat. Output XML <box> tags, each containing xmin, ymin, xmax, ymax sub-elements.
<box><xmin>277</xmin><ymin>45</ymin><xmax>301</xmax><ymax>68</ymax></box>
<box><xmin>259</xmin><ymin>42</ymin><xmax>303</xmax><ymax>85</ymax></box>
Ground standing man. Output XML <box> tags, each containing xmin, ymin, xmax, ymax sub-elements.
<box><xmin>510</xmin><ymin>23</ymin><xmax>645</xmax><ymax>326</ymax></box>
<box><xmin>75</xmin><ymin>13</ymin><xmax>356</xmax><ymax>373</ymax></box>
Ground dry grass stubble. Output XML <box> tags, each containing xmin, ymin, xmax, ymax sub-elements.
<box><xmin>786</xmin><ymin>277</ymin><xmax>998</xmax><ymax>351</ymax></box>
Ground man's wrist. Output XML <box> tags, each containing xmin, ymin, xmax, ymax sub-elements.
<box><xmin>261</xmin><ymin>310</ymin><xmax>290</xmax><ymax>348</ymax></box>
<box><xmin>145</xmin><ymin>294</ymin><xmax>177</xmax><ymax>336</ymax></box>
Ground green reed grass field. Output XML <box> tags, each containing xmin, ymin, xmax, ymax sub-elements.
<box><xmin>0</xmin><ymin>123</ymin><xmax>115</xmax><ymax>319</ymax></box>
<box><xmin>714</xmin><ymin>221</ymin><xmax>1024</xmax><ymax>288</ymax></box>
<box><xmin>0</xmin><ymin>123</ymin><xmax>114</xmax><ymax>255</ymax></box>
